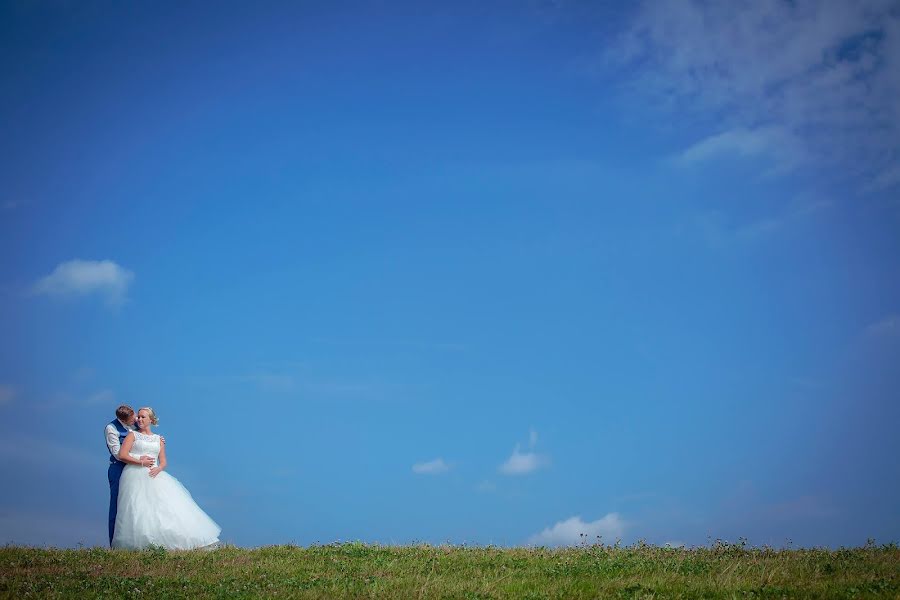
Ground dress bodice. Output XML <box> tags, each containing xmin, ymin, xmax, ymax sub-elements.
<box><xmin>129</xmin><ymin>432</ymin><xmax>160</xmax><ymax>464</ymax></box>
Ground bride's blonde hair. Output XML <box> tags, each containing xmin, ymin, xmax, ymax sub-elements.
<box><xmin>138</xmin><ymin>406</ymin><xmax>159</xmax><ymax>426</ymax></box>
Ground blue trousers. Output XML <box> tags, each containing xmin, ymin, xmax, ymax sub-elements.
<box><xmin>108</xmin><ymin>461</ymin><xmax>125</xmax><ymax>546</ymax></box>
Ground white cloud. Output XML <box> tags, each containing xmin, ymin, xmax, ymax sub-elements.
<box><xmin>0</xmin><ymin>384</ymin><xmax>15</xmax><ymax>405</ymax></box>
<box><xmin>687</xmin><ymin>195</ymin><xmax>833</xmax><ymax>247</ymax></box>
<box><xmin>676</xmin><ymin>127</ymin><xmax>806</xmax><ymax>173</ymax></box>
<box><xmin>499</xmin><ymin>444</ymin><xmax>549</xmax><ymax>475</ymax></box>
<box><xmin>611</xmin><ymin>0</ymin><xmax>900</xmax><ymax>190</ymax></box>
<box><xmin>86</xmin><ymin>389</ymin><xmax>115</xmax><ymax>405</ymax></box>
<box><xmin>33</xmin><ymin>259</ymin><xmax>134</xmax><ymax>307</ymax></box>
<box><xmin>527</xmin><ymin>513</ymin><xmax>627</xmax><ymax>547</ymax></box>
<box><xmin>528</xmin><ymin>428</ymin><xmax>538</xmax><ymax>447</ymax></box>
<box><xmin>412</xmin><ymin>458</ymin><xmax>450</xmax><ymax>475</ymax></box>
<box><xmin>866</xmin><ymin>314</ymin><xmax>900</xmax><ymax>337</ymax></box>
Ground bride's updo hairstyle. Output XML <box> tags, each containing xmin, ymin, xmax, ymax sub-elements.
<box><xmin>138</xmin><ymin>406</ymin><xmax>159</xmax><ymax>426</ymax></box>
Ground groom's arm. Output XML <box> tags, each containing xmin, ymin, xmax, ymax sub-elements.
<box><xmin>105</xmin><ymin>423</ymin><xmax>123</xmax><ymax>461</ymax></box>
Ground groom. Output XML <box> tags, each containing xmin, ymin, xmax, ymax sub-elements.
<box><xmin>104</xmin><ymin>404</ymin><xmax>155</xmax><ymax>546</ymax></box>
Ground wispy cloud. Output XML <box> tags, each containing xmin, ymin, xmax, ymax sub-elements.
<box><xmin>527</xmin><ymin>513</ymin><xmax>626</xmax><ymax>546</ymax></box>
<box><xmin>499</xmin><ymin>445</ymin><xmax>549</xmax><ymax>475</ymax></box>
<box><xmin>412</xmin><ymin>458</ymin><xmax>451</xmax><ymax>475</ymax></box>
<box><xmin>86</xmin><ymin>389</ymin><xmax>116</xmax><ymax>405</ymax></box>
<box><xmin>866</xmin><ymin>314</ymin><xmax>900</xmax><ymax>337</ymax></box>
<box><xmin>686</xmin><ymin>195</ymin><xmax>832</xmax><ymax>248</ymax></box>
<box><xmin>33</xmin><ymin>259</ymin><xmax>134</xmax><ymax>308</ymax></box>
<box><xmin>500</xmin><ymin>429</ymin><xmax>549</xmax><ymax>475</ymax></box>
<box><xmin>675</xmin><ymin>127</ymin><xmax>807</xmax><ymax>174</ymax></box>
<box><xmin>611</xmin><ymin>0</ymin><xmax>900</xmax><ymax>191</ymax></box>
<box><xmin>0</xmin><ymin>384</ymin><xmax>15</xmax><ymax>406</ymax></box>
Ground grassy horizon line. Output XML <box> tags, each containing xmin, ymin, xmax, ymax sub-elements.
<box><xmin>2</xmin><ymin>541</ymin><xmax>898</xmax><ymax>598</ymax></box>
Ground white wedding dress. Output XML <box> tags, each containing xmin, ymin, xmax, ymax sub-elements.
<box><xmin>112</xmin><ymin>432</ymin><xmax>221</xmax><ymax>550</ymax></box>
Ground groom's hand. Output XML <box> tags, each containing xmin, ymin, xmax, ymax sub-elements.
<box><xmin>138</xmin><ymin>455</ymin><xmax>154</xmax><ymax>466</ymax></box>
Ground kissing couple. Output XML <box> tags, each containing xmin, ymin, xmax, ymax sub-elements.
<box><xmin>105</xmin><ymin>404</ymin><xmax>221</xmax><ymax>549</ymax></box>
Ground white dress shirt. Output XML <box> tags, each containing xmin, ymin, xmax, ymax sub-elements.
<box><xmin>105</xmin><ymin>419</ymin><xmax>135</xmax><ymax>462</ymax></box>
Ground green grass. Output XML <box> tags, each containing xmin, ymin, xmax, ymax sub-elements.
<box><xmin>1</xmin><ymin>541</ymin><xmax>897</xmax><ymax>598</ymax></box>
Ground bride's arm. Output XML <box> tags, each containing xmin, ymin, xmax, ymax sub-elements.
<box><xmin>149</xmin><ymin>438</ymin><xmax>166</xmax><ymax>478</ymax></box>
<box><xmin>118</xmin><ymin>432</ymin><xmax>150</xmax><ymax>466</ymax></box>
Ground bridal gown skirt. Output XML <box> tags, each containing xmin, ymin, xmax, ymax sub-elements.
<box><xmin>112</xmin><ymin>465</ymin><xmax>221</xmax><ymax>550</ymax></box>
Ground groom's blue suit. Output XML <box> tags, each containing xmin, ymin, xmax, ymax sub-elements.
<box><xmin>107</xmin><ymin>419</ymin><xmax>130</xmax><ymax>546</ymax></box>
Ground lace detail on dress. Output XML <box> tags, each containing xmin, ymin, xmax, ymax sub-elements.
<box><xmin>129</xmin><ymin>432</ymin><xmax>161</xmax><ymax>462</ymax></box>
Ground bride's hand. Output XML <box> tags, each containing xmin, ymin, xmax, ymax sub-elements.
<box><xmin>148</xmin><ymin>466</ymin><xmax>163</xmax><ymax>478</ymax></box>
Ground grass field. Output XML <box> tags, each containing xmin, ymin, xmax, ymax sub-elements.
<box><xmin>2</xmin><ymin>541</ymin><xmax>898</xmax><ymax>598</ymax></box>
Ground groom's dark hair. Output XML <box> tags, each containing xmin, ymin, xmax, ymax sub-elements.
<box><xmin>115</xmin><ymin>405</ymin><xmax>134</xmax><ymax>421</ymax></box>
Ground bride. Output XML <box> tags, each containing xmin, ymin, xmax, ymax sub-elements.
<box><xmin>112</xmin><ymin>407</ymin><xmax>221</xmax><ymax>550</ymax></box>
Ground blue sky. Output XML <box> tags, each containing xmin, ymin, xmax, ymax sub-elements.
<box><xmin>1</xmin><ymin>0</ymin><xmax>898</xmax><ymax>549</ymax></box>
